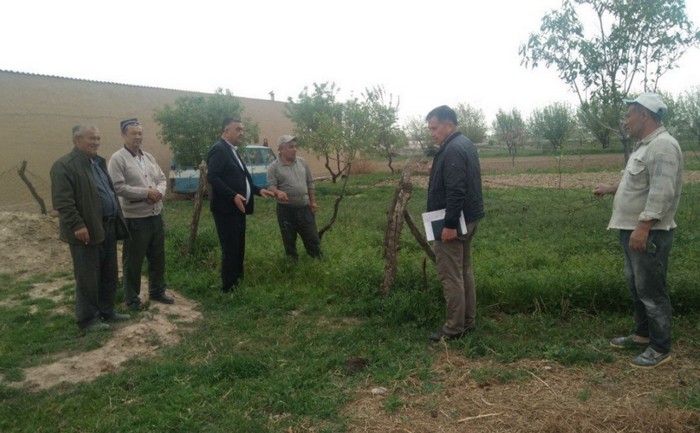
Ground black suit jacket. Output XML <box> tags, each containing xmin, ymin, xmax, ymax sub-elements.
<box><xmin>206</xmin><ymin>139</ymin><xmax>262</xmax><ymax>215</ymax></box>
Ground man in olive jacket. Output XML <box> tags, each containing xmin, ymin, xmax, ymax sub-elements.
<box><xmin>51</xmin><ymin>125</ymin><xmax>129</xmax><ymax>332</ymax></box>
<box><xmin>426</xmin><ymin>105</ymin><xmax>484</xmax><ymax>342</ymax></box>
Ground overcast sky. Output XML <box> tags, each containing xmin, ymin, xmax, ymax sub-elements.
<box><xmin>2</xmin><ymin>0</ymin><xmax>700</xmax><ymax>124</ymax></box>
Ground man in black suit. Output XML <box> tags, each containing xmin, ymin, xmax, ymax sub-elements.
<box><xmin>207</xmin><ymin>117</ymin><xmax>275</xmax><ymax>292</ymax></box>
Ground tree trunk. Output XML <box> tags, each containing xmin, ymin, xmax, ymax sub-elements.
<box><xmin>186</xmin><ymin>161</ymin><xmax>207</xmax><ymax>256</ymax></box>
<box><xmin>318</xmin><ymin>167</ymin><xmax>351</xmax><ymax>240</ymax></box>
<box><xmin>403</xmin><ymin>209</ymin><xmax>435</xmax><ymax>263</ymax></box>
<box><xmin>18</xmin><ymin>160</ymin><xmax>47</xmax><ymax>215</ymax></box>
<box><xmin>379</xmin><ymin>166</ymin><xmax>413</xmax><ymax>295</ymax></box>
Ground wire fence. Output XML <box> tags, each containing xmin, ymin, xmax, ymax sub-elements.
<box><xmin>0</xmin><ymin>162</ymin><xmax>52</xmax><ymax>214</ymax></box>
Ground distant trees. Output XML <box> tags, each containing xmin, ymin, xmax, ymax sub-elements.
<box><xmin>365</xmin><ymin>86</ymin><xmax>405</xmax><ymax>173</ymax></box>
<box><xmin>520</xmin><ymin>0</ymin><xmax>700</xmax><ymax>161</ymax></box>
<box><xmin>403</xmin><ymin>116</ymin><xmax>432</xmax><ymax>151</ymax></box>
<box><xmin>493</xmin><ymin>108</ymin><xmax>527</xmax><ymax>166</ymax></box>
<box><xmin>676</xmin><ymin>87</ymin><xmax>700</xmax><ymax>146</ymax></box>
<box><xmin>154</xmin><ymin>89</ymin><xmax>259</xmax><ymax>167</ymax></box>
<box><xmin>577</xmin><ymin>98</ymin><xmax>614</xmax><ymax>149</ymax></box>
<box><xmin>528</xmin><ymin>103</ymin><xmax>575</xmax><ymax>152</ymax></box>
<box><xmin>454</xmin><ymin>103</ymin><xmax>488</xmax><ymax>144</ymax></box>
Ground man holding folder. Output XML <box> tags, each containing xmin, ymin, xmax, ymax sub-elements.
<box><xmin>425</xmin><ymin>105</ymin><xmax>484</xmax><ymax>341</ymax></box>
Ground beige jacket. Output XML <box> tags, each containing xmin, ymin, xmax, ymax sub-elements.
<box><xmin>108</xmin><ymin>146</ymin><xmax>167</xmax><ymax>218</ymax></box>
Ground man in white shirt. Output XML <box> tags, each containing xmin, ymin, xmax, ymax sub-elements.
<box><xmin>593</xmin><ymin>93</ymin><xmax>683</xmax><ymax>369</ymax></box>
<box><xmin>108</xmin><ymin>118</ymin><xmax>174</xmax><ymax>310</ymax></box>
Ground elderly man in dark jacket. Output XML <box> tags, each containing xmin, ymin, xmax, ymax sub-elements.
<box><xmin>51</xmin><ymin>125</ymin><xmax>130</xmax><ymax>332</ymax></box>
<box><xmin>425</xmin><ymin>105</ymin><xmax>485</xmax><ymax>341</ymax></box>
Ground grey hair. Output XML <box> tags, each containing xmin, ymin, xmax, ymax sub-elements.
<box><xmin>72</xmin><ymin>125</ymin><xmax>97</xmax><ymax>144</ymax></box>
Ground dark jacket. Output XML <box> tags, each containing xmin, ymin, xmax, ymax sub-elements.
<box><xmin>50</xmin><ymin>148</ymin><xmax>128</xmax><ymax>245</ymax></box>
<box><xmin>427</xmin><ymin>131</ymin><xmax>484</xmax><ymax>228</ymax></box>
<box><xmin>207</xmin><ymin>139</ymin><xmax>262</xmax><ymax>215</ymax></box>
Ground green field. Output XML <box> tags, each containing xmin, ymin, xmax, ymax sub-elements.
<box><xmin>1</xmin><ymin>167</ymin><xmax>699</xmax><ymax>432</ymax></box>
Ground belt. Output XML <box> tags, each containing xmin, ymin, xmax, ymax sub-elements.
<box><xmin>102</xmin><ymin>216</ymin><xmax>117</xmax><ymax>223</ymax></box>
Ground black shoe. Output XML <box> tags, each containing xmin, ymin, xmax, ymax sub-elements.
<box><xmin>101</xmin><ymin>312</ymin><xmax>130</xmax><ymax>322</ymax></box>
<box><xmin>222</xmin><ymin>285</ymin><xmax>237</xmax><ymax>293</ymax></box>
<box><xmin>81</xmin><ymin>321</ymin><xmax>110</xmax><ymax>333</ymax></box>
<box><xmin>126</xmin><ymin>300</ymin><xmax>142</xmax><ymax>311</ymax></box>
<box><xmin>428</xmin><ymin>329</ymin><xmax>466</xmax><ymax>342</ymax></box>
<box><xmin>150</xmin><ymin>293</ymin><xmax>175</xmax><ymax>304</ymax></box>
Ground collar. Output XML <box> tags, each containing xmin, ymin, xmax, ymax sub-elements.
<box><xmin>223</xmin><ymin>139</ymin><xmax>238</xmax><ymax>150</ymax></box>
<box><xmin>123</xmin><ymin>144</ymin><xmax>144</xmax><ymax>157</ymax></box>
<box><xmin>634</xmin><ymin>126</ymin><xmax>667</xmax><ymax>152</ymax></box>
<box><xmin>435</xmin><ymin>131</ymin><xmax>462</xmax><ymax>154</ymax></box>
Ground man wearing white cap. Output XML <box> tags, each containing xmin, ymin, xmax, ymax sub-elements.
<box><xmin>594</xmin><ymin>93</ymin><xmax>683</xmax><ymax>369</ymax></box>
<box><xmin>267</xmin><ymin>135</ymin><xmax>322</xmax><ymax>259</ymax></box>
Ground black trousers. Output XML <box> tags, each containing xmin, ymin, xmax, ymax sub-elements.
<box><xmin>69</xmin><ymin>220</ymin><xmax>118</xmax><ymax>328</ymax></box>
<box><xmin>212</xmin><ymin>211</ymin><xmax>246</xmax><ymax>291</ymax></box>
<box><xmin>122</xmin><ymin>214</ymin><xmax>166</xmax><ymax>305</ymax></box>
<box><xmin>276</xmin><ymin>204</ymin><xmax>322</xmax><ymax>259</ymax></box>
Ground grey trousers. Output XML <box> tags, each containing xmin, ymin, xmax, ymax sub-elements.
<box><xmin>434</xmin><ymin>222</ymin><xmax>478</xmax><ymax>335</ymax></box>
<box><xmin>620</xmin><ymin>229</ymin><xmax>674</xmax><ymax>354</ymax></box>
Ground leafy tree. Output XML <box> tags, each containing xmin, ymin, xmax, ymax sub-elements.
<box><xmin>455</xmin><ymin>103</ymin><xmax>488</xmax><ymax>144</ymax></box>
<box><xmin>529</xmin><ymin>102</ymin><xmax>575</xmax><ymax>152</ymax></box>
<box><xmin>577</xmin><ymin>97</ymin><xmax>615</xmax><ymax>148</ymax></box>
<box><xmin>365</xmin><ymin>86</ymin><xmax>405</xmax><ymax>173</ymax></box>
<box><xmin>286</xmin><ymin>83</ymin><xmax>345</xmax><ymax>182</ymax></box>
<box><xmin>287</xmin><ymin>82</ymin><xmax>402</xmax><ymax>181</ymax></box>
<box><xmin>493</xmin><ymin>108</ymin><xmax>527</xmax><ymax>166</ymax></box>
<box><xmin>154</xmin><ymin>88</ymin><xmax>259</xmax><ymax>167</ymax></box>
<box><xmin>676</xmin><ymin>86</ymin><xmax>700</xmax><ymax>146</ymax></box>
<box><xmin>403</xmin><ymin>116</ymin><xmax>432</xmax><ymax>151</ymax></box>
<box><xmin>520</xmin><ymin>0</ymin><xmax>700</xmax><ymax>161</ymax></box>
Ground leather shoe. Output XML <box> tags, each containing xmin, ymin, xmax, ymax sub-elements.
<box><xmin>428</xmin><ymin>329</ymin><xmax>466</xmax><ymax>342</ymax></box>
<box><xmin>150</xmin><ymin>293</ymin><xmax>175</xmax><ymax>304</ymax></box>
<box><xmin>101</xmin><ymin>312</ymin><xmax>130</xmax><ymax>322</ymax></box>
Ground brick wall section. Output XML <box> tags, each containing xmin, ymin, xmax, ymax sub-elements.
<box><xmin>0</xmin><ymin>70</ymin><xmax>328</xmax><ymax>188</ymax></box>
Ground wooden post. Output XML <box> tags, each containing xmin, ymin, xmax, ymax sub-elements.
<box><xmin>186</xmin><ymin>161</ymin><xmax>207</xmax><ymax>256</ymax></box>
<box><xmin>379</xmin><ymin>166</ymin><xmax>413</xmax><ymax>295</ymax></box>
<box><xmin>18</xmin><ymin>160</ymin><xmax>47</xmax><ymax>215</ymax></box>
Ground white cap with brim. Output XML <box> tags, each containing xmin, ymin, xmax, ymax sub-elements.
<box><xmin>276</xmin><ymin>135</ymin><xmax>296</xmax><ymax>148</ymax></box>
<box><xmin>623</xmin><ymin>93</ymin><xmax>667</xmax><ymax>118</ymax></box>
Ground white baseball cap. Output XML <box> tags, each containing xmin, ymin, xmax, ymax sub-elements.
<box><xmin>623</xmin><ymin>93</ymin><xmax>667</xmax><ymax>118</ymax></box>
<box><xmin>276</xmin><ymin>135</ymin><xmax>296</xmax><ymax>147</ymax></box>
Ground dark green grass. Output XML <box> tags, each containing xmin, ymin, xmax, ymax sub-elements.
<box><xmin>1</xmin><ymin>174</ymin><xmax>699</xmax><ymax>432</ymax></box>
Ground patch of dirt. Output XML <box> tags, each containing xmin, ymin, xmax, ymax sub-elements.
<box><xmin>344</xmin><ymin>349</ymin><xmax>700</xmax><ymax>433</ymax></box>
<box><xmin>0</xmin><ymin>211</ymin><xmax>202</xmax><ymax>391</ymax></box>
<box><xmin>8</xmin><ymin>287</ymin><xmax>201</xmax><ymax>391</ymax></box>
<box><xmin>0</xmin><ymin>212</ymin><xmax>70</xmax><ymax>277</ymax></box>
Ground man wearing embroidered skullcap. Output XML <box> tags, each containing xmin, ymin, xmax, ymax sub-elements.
<box><xmin>594</xmin><ymin>93</ymin><xmax>683</xmax><ymax>369</ymax></box>
<box><xmin>108</xmin><ymin>118</ymin><xmax>174</xmax><ymax>310</ymax></box>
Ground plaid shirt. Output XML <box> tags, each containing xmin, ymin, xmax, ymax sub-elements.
<box><xmin>608</xmin><ymin>127</ymin><xmax>683</xmax><ymax>231</ymax></box>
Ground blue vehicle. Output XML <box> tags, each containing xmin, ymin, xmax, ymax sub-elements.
<box><xmin>169</xmin><ymin>145</ymin><xmax>276</xmax><ymax>194</ymax></box>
